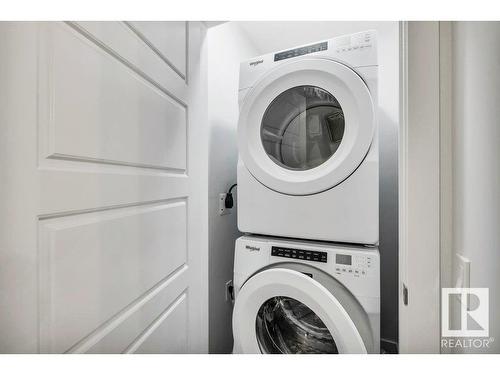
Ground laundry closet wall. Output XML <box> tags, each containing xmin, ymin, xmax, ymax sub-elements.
<box><xmin>207</xmin><ymin>23</ymin><xmax>260</xmax><ymax>353</ymax></box>
<box><xmin>207</xmin><ymin>21</ymin><xmax>400</xmax><ymax>352</ymax></box>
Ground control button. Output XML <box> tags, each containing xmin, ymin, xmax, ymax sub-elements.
<box><xmin>271</xmin><ymin>247</ymin><xmax>326</xmax><ymax>263</ymax></box>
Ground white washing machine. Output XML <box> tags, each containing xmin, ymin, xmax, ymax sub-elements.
<box><xmin>237</xmin><ymin>30</ymin><xmax>379</xmax><ymax>245</ymax></box>
<box><xmin>232</xmin><ymin>235</ymin><xmax>380</xmax><ymax>354</ymax></box>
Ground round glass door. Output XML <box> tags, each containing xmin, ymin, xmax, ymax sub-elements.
<box><xmin>237</xmin><ymin>58</ymin><xmax>375</xmax><ymax>195</ymax></box>
<box><xmin>256</xmin><ymin>296</ymin><xmax>338</xmax><ymax>354</ymax></box>
<box><xmin>261</xmin><ymin>86</ymin><xmax>345</xmax><ymax>171</ymax></box>
<box><xmin>232</xmin><ymin>268</ymin><xmax>368</xmax><ymax>354</ymax></box>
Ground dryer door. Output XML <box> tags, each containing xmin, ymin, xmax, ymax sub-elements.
<box><xmin>232</xmin><ymin>268</ymin><xmax>370</xmax><ymax>354</ymax></box>
<box><xmin>238</xmin><ymin>57</ymin><xmax>375</xmax><ymax>195</ymax></box>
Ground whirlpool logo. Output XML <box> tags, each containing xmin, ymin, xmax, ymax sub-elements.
<box><xmin>249</xmin><ymin>59</ymin><xmax>263</xmax><ymax>67</ymax></box>
<box><xmin>245</xmin><ymin>245</ymin><xmax>260</xmax><ymax>252</ymax></box>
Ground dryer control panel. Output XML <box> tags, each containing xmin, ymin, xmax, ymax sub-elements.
<box><xmin>271</xmin><ymin>246</ymin><xmax>327</xmax><ymax>263</ymax></box>
<box><xmin>274</xmin><ymin>41</ymin><xmax>328</xmax><ymax>61</ymax></box>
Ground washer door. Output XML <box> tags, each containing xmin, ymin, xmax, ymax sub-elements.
<box><xmin>238</xmin><ymin>57</ymin><xmax>374</xmax><ymax>195</ymax></box>
<box><xmin>232</xmin><ymin>268</ymin><xmax>368</xmax><ymax>354</ymax></box>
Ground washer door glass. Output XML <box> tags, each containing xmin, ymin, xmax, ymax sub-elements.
<box><xmin>261</xmin><ymin>86</ymin><xmax>345</xmax><ymax>171</ymax></box>
<box><xmin>256</xmin><ymin>296</ymin><xmax>338</xmax><ymax>354</ymax></box>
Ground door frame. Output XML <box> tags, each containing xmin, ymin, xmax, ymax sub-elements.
<box><xmin>398</xmin><ymin>21</ymin><xmax>443</xmax><ymax>353</ymax></box>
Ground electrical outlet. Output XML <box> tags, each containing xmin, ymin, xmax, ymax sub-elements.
<box><xmin>219</xmin><ymin>193</ymin><xmax>232</xmax><ymax>216</ymax></box>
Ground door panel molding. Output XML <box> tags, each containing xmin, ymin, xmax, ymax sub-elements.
<box><xmin>124</xmin><ymin>292</ymin><xmax>188</xmax><ymax>354</ymax></box>
<box><xmin>74</xmin><ymin>266</ymin><xmax>188</xmax><ymax>354</ymax></box>
<box><xmin>38</xmin><ymin>200</ymin><xmax>188</xmax><ymax>353</ymax></box>
<box><xmin>125</xmin><ymin>21</ymin><xmax>188</xmax><ymax>80</ymax></box>
<box><xmin>38</xmin><ymin>23</ymin><xmax>188</xmax><ymax>172</ymax></box>
<box><xmin>68</xmin><ymin>22</ymin><xmax>188</xmax><ymax>106</ymax></box>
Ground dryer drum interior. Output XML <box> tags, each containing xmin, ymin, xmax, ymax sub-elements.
<box><xmin>261</xmin><ymin>85</ymin><xmax>345</xmax><ymax>171</ymax></box>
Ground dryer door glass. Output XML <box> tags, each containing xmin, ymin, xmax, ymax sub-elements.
<box><xmin>255</xmin><ymin>296</ymin><xmax>338</xmax><ymax>354</ymax></box>
<box><xmin>261</xmin><ymin>86</ymin><xmax>345</xmax><ymax>171</ymax></box>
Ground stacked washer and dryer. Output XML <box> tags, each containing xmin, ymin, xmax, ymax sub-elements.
<box><xmin>232</xmin><ymin>31</ymin><xmax>380</xmax><ymax>354</ymax></box>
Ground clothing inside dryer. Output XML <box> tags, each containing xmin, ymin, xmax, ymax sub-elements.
<box><xmin>261</xmin><ymin>86</ymin><xmax>345</xmax><ymax>170</ymax></box>
<box><xmin>255</xmin><ymin>296</ymin><xmax>338</xmax><ymax>354</ymax></box>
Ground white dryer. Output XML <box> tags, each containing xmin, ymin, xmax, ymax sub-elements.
<box><xmin>237</xmin><ymin>31</ymin><xmax>378</xmax><ymax>244</ymax></box>
<box><xmin>232</xmin><ymin>235</ymin><xmax>380</xmax><ymax>354</ymax></box>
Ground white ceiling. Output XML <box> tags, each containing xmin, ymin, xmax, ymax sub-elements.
<box><xmin>235</xmin><ymin>21</ymin><xmax>397</xmax><ymax>55</ymax></box>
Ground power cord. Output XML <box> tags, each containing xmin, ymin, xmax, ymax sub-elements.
<box><xmin>224</xmin><ymin>183</ymin><xmax>237</xmax><ymax>209</ymax></box>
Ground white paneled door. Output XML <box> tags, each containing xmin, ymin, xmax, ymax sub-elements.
<box><xmin>0</xmin><ymin>22</ymin><xmax>208</xmax><ymax>353</ymax></box>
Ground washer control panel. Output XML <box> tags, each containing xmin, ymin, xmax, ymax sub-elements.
<box><xmin>271</xmin><ymin>246</ymin><xmax>327</xmax><ymax>263</ymax></box>
<box><xmin>334</xmin><ymin>253</ymin><xmax>373</xmax><ymax>277</ymax></box>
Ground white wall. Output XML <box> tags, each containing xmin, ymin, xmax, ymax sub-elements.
<box><xmin>237</xmin><ymin>21</ymin><xmax>400</xmax><ymax>348</ymax></box>
<box><xmin>207</xmin><ymin>23</ymin><xmax>259</xmax><ymax>353</ymax></box>
<box><xmin>451</xmin><ymin>21</ymin><xmax>500</xmax><ymax>353</ymax></box>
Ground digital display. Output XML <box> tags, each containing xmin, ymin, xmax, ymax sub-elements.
<box><xmin>336</xmin><ymin>254</ymin><xmax>352</xmax><ymax>265</ymax></box>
